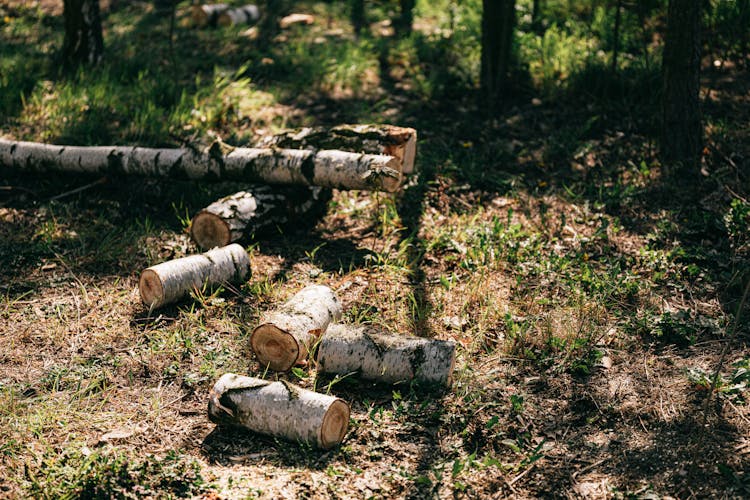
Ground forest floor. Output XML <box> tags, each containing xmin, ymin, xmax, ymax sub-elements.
<box><xmin>1</xmin><ymin>1</ymin><xmax>749</xmax><ymax>498</ymax></box>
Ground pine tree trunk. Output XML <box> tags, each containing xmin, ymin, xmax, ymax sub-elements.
<box><xmin>395</xmin><ymin>0</ymin><xmax>415</xmax><ymax>37</ymax></box>
<box><xmin>481</xmin><ymin>0</ymin><xmax>516</xmax><ymax>112</ymax></box>
<box><xmin>317</xmin><ymin>324</ymin><xmax>456</xmax><ymax>387</ymax></box>
<box><xmin>208</xmin><ymin>373</ymin><xmax>350</xmax><ymax>449</ymax></box>
<box><xmin>218</xmin><ymin>5</ymin><xmax>260</xmax><ymax>27</ymax></box>
<box><xmin>192</xmin><ymin>4</ymin><xmax>229</xmax><ymax>27</ymax></box>
<box><xmin>257</xmin><ymin>124</ymin><xmax>417</xmax><ymax>174</ymax></box>
<box><xmin>0</xmin><ymin>139</ymin><xmax>402</xmax><ymax>192</ymax></box>
<box><xmin>62</xmin><ymin>0</ymin><xmax>104</xmax><ymax>69</ymax></box>
<box><xmin>251</xmin><ymin>285</ymin><xmax>342</xmax><ymax>371</ymax></box>
<box><xmin>351</xmin><ymin>0</ymin><xmax>365</xmax><ymax>35</ymax></box>
<box><xmin>661</xmin><ymin>0</ymin><xmax>702</xmax><ymax>175</ymax></box>
<box><xmin>190</xmin><ymin>186</ymin><xmax>331</xmax><ymax>250</ymax></box>
<box><xmin>139</xmin><ymin>244</ymin><xmax>250</xmax><ymax>308</ymax></box>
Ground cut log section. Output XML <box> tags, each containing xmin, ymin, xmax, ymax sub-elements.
<box><xmin>251</xmin><ymin>285</ymin><xmax>342</xmax><ymax>372</ymax></box>
<box><xmin>190</xmin><ymin>186</ymin><xmax>331</xmax><ymax>250</ymax></box>
<box><xmin>208</xmin><ymin>373</ymin><xmax>349</xmax><ymax>449</ymax></box>
<box><xmin>258</xmin><ymin>124</ymin><xmax>417</xmax><ymax>175</ymax></box>
<box><xmin>279</xmin><ymin>13</ymin><xmax>315</xmax><ymax>29</ymax></box>
<box><xmin>218</xmin><ymin>4</ymin><xmax>260</xmax><ymax>27</ymax></box>
<box><xmin>139</xmin><ymin>243</ymin><xmax>250</xmax><ymax>309</ymax></box>
<box><xmin>0</xmin><ymin>139</ymin><xmax>401</xmax><ymax>192</ymax></box>
<box><xmin>317</xmin><ymin>324</ymin><xmax>456</xmax><ymax>387</ymax></box>
<box><xmin>192</xmin><ymin>4</ymin><xmax>229</xmax><ymax>27</ymax></box>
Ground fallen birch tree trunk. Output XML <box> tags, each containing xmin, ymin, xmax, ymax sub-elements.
<box><xmin>218</xmin><ymin>4</ymin><xmax>260</xmax><ymax>27</ymax></box>
<box><xmin>257</xmin><ymin>124</ymin><xmax>417</xmax><ymax>174</ymax></box>
<box><xmin>251</xmin><ymin>285</ymin><xmax>342</xmax><ymax>371</ymax></box>
<box><xmin>317</xmin><ymin>324</ymin><xmax>456</xmax><ymax>387</ymax></box>
<box><xmin>190</xmin><ymin>186</ymin><xmax>331</xmax><ymax>250</ymax></box>
<box><xmin>0</xmin><ymin>139</ymin><xmax>401</xmax><ymax>192</ymax></box>
<box><xmin>208</xmin><ymin>373</ymin><xmax>349</xmax><ymax>449</ymax></box>
<box><xmin>192</xmin><ymin>4</ymin><xmax>229</xmax><ymax>27</ymax></box>
<box><xmin>139</xmin><ymin>243</ymin><xmax>250</xmax><ymax>308</ymax></box>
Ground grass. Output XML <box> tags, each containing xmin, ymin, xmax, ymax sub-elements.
<box><xmin>1</xmin><ymin>0</ymin><xmax>749</xmax><ymax>497</ymax></box>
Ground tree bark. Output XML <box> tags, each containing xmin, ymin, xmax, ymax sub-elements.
<box><xmin>317</xmin><ymin>324</ymin><xmax>456</xmax><ymax>387</ymax></box>
<box><xmin>208</xmin><ymin>373</ymin><xmax>350</xmax><ymax>449</ymax></box>
<box><xmin>481</xmin><ymin>0</ymin><xmax>516</xmax><ymax>112</ymax></box>
<box><xmin>350</xmin><ymin>0</ymin><xmax>365</xmax><ymax>35</ymax></box>
<box><xmin>62</xmin><ymin>0</ymin><xmax>104</xmax><ymax>69</ymax></box>
<box><xmin>257</xmin><ymin>124</ymin><xmax>417</xmax><ymax>174</ymax></box>
<box><xmin>258</xmin><ymin>0</ymin><xmax>288</xmax><ymax>49</ymax></box>
<box><xmin>218</xmin><ymin>5</ymin><xmax>260</xmax><ymax>27</ymax></box>
<box><xmin>661</xmin><ymin>0</ymin><xmax>702</xmax><ymax>175</ymax></box>
<box><xmin>395</xmin><ymin>0</ymin><xmax>415</xmax><ymax>37</ymax></box>
<box><xmin>190</xmin><ymin>186</ymin><xmax>331</xmax><ymax>250</ymax></box>
<box><xmin>611</xmin><ymin>0</ymin><xmax>622</xmax><ymax>73</ymax></box>
<box><xmin>251</xmin><ymin>285</ymin><xmax>342</xmax><ymax>372</ymax></box>
<box><xmin>139</xmin><ymin>244</ymin><xmax>250</xmax><ymax>308</ymax></box>
<box><xmin>192</xmin><ymin>4</ymin><xmax>229</xmax><ymax>28</ymax></box>
<box><xmin>0</xmin><ymin>139</ymin><xmax>402</xmax><ymax>192</ymax></box>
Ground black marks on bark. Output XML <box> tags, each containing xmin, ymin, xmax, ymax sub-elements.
<box><xmin>107</xmin><ymin>150</ymin><xmax>124</xmax><ymax>174</ymax></box>
<box><xmin>409</xmin><ymin>344</ymin><xmax>426</xmax><ymax>378</ymax></box>
<box><xmin>300</xmin><ymin>153</ymin><xmax>316</xmax><ymax>186</ymax></box>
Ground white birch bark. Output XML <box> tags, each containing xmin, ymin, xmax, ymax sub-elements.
<box><xmin>317</xmin><ymin>324</ymin><xmax>456</xmax><ymax>387</ymax></box>
<box><xmin>218</xmin><ymin>5</ymin><xmax>260</xmax><ymax>27</ymax></box>
<box><xmin>208</xmin><ymin>373</ymin><xmax>350</xmax><ymax>449</ymax></box>
<box><xmin>251</xmin><ymin>285</ymin><xmax>342</xmax><ymax>372</ymax></box>
<box><xmin>139</xmin><ymin>243</ymin><xmax>250</xmax><ymax>309</ymax></box>
<box><xmin>0</xmin><ymin>139</ymin><xmax>401</xmax><ymax>192</ymax></box>
<box><xmin>190</xmin><ymin>186</ymin><xmax>330</xmax><ymax>250</ymax></box>
<box><xmin>257</xmin><ymin>124</ymin><xmax>417</xmax><ymax>175</ymax></box>
<box><xmin>192</xmin><ymin>4</ymin><xmax>229</xmax><ymax>27</ymax></box>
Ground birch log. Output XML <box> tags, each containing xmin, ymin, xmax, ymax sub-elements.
<box><xmin>190</xmin><ymin>186</ymin><xmax>331</xmax><ymax>250</ymax></box>
<box><xmin>258</xmin><ymin>124</ymin><xmax>417</xmax><ymax>175</ymax></box>
<box><xmin>192</xmin><ymin>4</ymin><xmax>229</xmax><ymax>27</ymax></box>
<box><xmin>208</xmin><ymin>373</ymin><xmax>349</xmax><ymax>449</ymax></box>
<box><xmin>218</xmin><ymin>5</ymin><xmax>260</xmax><ymax>27</ymax></box>
<box><xmin>251</xmin><ymin>285</ymin><xmax>342</xmax><ymax>371</ymax></box>
<box><xmin>317</xmin><ymin>324</ymin><xmax>456</xmax><ymax>387</ymax></box>
<box><xmin>0</xmin><ymin>139</ymin><xmax>401</xmax><ymax>192</ymax></box>
<box><xmin>139</xmin><ymin>244</ymin><xmax>250</xmax><ymax>308</ymax></box>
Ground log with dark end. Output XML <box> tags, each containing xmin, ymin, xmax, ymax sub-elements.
<box><xmin>139</xmin><ymin>244</ymin><xmax>250</xmax><ymax>308</ymax></box>
<box><xmin>251</xmin><ymin>285</ymin><xmax>342</xmax><ymax>371</ymax></box>
<box><xmin>317</xmin><ymin>324</ymin><xmax>456</xmax><ymax>387</ymax></box>
<box><xmin>192</xmin><ymin>4</ymin><xmax>229</xmax><ymax>27</ymax></box>
<box><xmin>218</xmin><ymin>4</ymin><xmax>260</xmax><ymax>27</ymax></box>
<box><xmin>208</xmin><ymin>373</ymin><xmax>350</xmax><ymax>449</ymax></box>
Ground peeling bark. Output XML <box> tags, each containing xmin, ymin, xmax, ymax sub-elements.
<box><xmin>317</xmin><ymin>324</ymin><xmax>456</xmax><ymax>387</ymax></box>
<box><xmin>190</xmin><ymin>186</ymin><xmax>331</xmax><ymax>250</ymax></box>
<box><xmin>0</xmin><ymin>139</ymin><xmax>401</xmax><ymax>192</ymax></box>
<box><xmin>251</xmin><ymin>285</ymin><xmax>342</xmax><ymax>371</ymax></box>
<box><xmin>139</xmin><ymin>244</ymin><xmax>250</xmax><ymax>308</ymax></box>
<box><xmin>208</xmin><ymin>373</ymin><xmax>350</xmax><ymax>449</ymax></box>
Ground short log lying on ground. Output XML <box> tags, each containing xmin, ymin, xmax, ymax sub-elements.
<box><xmin>257</xmin><ymin>124</ymin><xmax>417</xmax><ymax>175</ymax></box>
<box><xmin>190</xmin><ymin>186</ymin><xmax>331</xmax><ymax>250</ymax></box>
<box><xmin>251</xmin><ymin>285</ymin><xmax>342</xmax><ymax>372</ymax></box>
<box><xmin>279</xmin><ymin>13</ymin><xmax>315</xmax><ymax>29</ymax></box>
<box><xmin>317</xmin><ymin>324</ymin><xmax>456</xmax><ymax>387</ymax></box>
<box><xmin>0</xmin><ymin>139</ymin><xmax>401</xmax><ymax>192</ymax></box>
<box><xmin>192</xmin><ymin>4</ymin><xmax>229</xmax><ymax>27</ymax></box>
<box><xmin>208</xmin><ymin>373</ymin><xmax>349</xmax><ymax>449</ymax></box>
<box><xmin>218</xmin><ymin>4</ymin><xmax>260</xmax><ymax>27</ymax></box>
<box><xmin>139</xmin><ymin>244</ymin><xmax>250</xmax><ymax>309</ymax></box>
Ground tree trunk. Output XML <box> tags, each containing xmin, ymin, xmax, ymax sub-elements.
<box><xmin>351</xmin><ymin>0</ymin><xmax>365</xmax><ymax>35</ymax></box>
<box><xmin>661</xmin><ymin>0</ymin><xmax>702</xmax><ymax>175</ymax></box>
<box><xmin>192</xmin><ymin>4</ymin><xmax>229</xmax><ymax>28</ymax></box>
<box><xmin>257</xmin><ymin>124</ymin><xmax>417</xmax><ymax>174</ymax></box>
<box><xmin>317</xmin><ymin>324</ymin><xmax>456</xmax><ymax>387</ymax></box>
<box><xmin>258</xmin><ymin>0</ymin><xmax>288</xmax><ymax>49</ymax></box>
<box><xmin>62</xmin><ymin>0</ymin><xmax>104</xmax><ymax>69</ymax></box>
<box><xmin>218</xmin><ymin>5</ymin><xmax>260</xmax><ymax>27</ymax></box>
<box><xmin>208</xmin><ymin>373</ymin><xmax>350</xmax><ymax>449</ymax></box>
<box><xmin>190</xmin><ymin>186</ymin><xmax>331</xmax><ymax>250</ymax></box>
<box><xmin>0</xmin><ymin>139</ymin><xmax>402</xmax><ymax>192</ymax></box>
<box><xmin>611</xmin><ymin>0</ymin><xmax>622</xmax><ymax>73</ymax></box>
<box><xmin>395</xmin><ymin>0</ymin><xmax>415</xmax><ymax>37</ymax></box>
<box><xmin>481</xmin><ymin>0</ymin><xmax>516</xmax><ymax>112</ymax></box>
<box><xmin>251</xmin><ymin>285</ymin><xmax>342</xmax><ymax>372</ymax></box>
<box><xmin>139</xmin><ymin>244</ymin><xmax>250</xmax><ymax>308</ymax></box>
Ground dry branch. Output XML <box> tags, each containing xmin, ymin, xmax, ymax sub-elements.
<box><xmin>139</xmin><ymin>243</ymin><xmax>250</xmax><ymax>308</ymax></box>
<box><xmin>190</xmin><ymin>186</ymin><xmax>331</xmax><ymax>250</ymax></box>
<box><xmin>258</xmin><ymin>124</ymin><xmax>417</xmax><ymax>175</ymax></box>
<box><xmin>208</xmin><ymin>373</ymin><xmax>349</xmax><ymax>449</ymax></box>
<box><xmin>251</xmin><ymin>285</ymin><xmax>342</xmax><ymax>372</ymax></box>
<box><xmin>218</xmin><ymin>4</ymin><xmax>260</xmax><ymax>27</ymax></box>
<box><xmin>0</xmin><ymin>139</ymin><xmax>401</xmax><ymax>192</ymax></box>
<box><xmin>317</xmin><ymin>324</ymin><xmax>456</xmax><ymax>387</ymax></box>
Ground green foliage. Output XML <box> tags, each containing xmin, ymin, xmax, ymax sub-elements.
<box><xmin>725</xmin><ymin>199</ymin><xmax>750</xmax><ymax>259</ymax></box>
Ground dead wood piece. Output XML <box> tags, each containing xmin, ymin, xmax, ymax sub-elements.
<box><xmin>279</xmin><ymin>13</ymin><xmax>315</xmax><ymax>29</ymax></box>
<box><xmin>251</xmin><ymin>285</ymin><xmax>342</xmax><ymax>372</ymax></box>
<box><xmin>317</xmin><ymin>324</ymin><xmax>456</xmax><ymax>387</ymax></box>
<box><xmin>218</xmin><ymin>4</ymin><xmax>260</xmax><ymax>27</ymax></box>
<box><xmin>192</xmin><ymin>4</ymin><xmax>229</xmax><ymax>27</ymax></box>
<box><xmin>190</xmin><ymin>186</ymin><xmax>331</xmax><ymax>250</ymax></box>
<box><xmin>139</xmin><ymin>243</ymin><xmax>250</xmax><ymax>308</ymax></box>
<box><xmin>208</xmin><ymin>373</ymin><xmax>349</xmax><ymax>449</ymax></box>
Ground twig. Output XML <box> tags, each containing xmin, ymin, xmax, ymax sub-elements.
<box><xmin>47</xmin><ymin>177</ymin><xmax>106</xmax><ymax>201</ymax></box>
<box><xmin>572</xmin><ymin>457</ymin><xmax>608</xmax><ymax>480</ymax></box>
<box><xmin>508</xmin><ymin>460</ymin><xmax>539</xmax><ymax>486</ymax></box>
